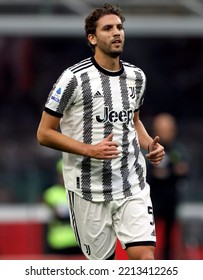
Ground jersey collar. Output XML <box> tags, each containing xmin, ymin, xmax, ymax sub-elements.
<box><xmin>91</xmin><ymin>56</ymin><xmax>124</xmax><ymax>76</ymax></box>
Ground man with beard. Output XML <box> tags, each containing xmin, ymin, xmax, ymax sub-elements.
<box><xmin>37</xmin><ymin>3</ymin><xmax>164</xmax><ymax>260</ymax></box>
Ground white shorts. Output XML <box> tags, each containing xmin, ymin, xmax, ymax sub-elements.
<box><xmin>67</xmin><ymin>185</ymin><xmax>156</xmax><ymax>260</ymax></box>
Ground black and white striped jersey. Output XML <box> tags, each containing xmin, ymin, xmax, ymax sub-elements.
<box><xmin>44</xmin><ymin>56</ymin><xmax>148</xmax><ymax>202</ymax></box>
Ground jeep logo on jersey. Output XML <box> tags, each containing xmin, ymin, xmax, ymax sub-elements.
<box><xmin>96</xmin><ymin>106</ymin><xmax>133</xmax><ymax>124</ymax></box>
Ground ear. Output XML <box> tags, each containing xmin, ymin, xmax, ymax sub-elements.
<box><xmin>87</xmin><ymin>34</ymin><xmax>97</xmax><ymax>47</ymax></box>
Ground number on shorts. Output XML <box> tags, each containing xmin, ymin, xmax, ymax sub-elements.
<box><xmin>148</xmin><ymin>206</ymin><xmax>155</xmax><ymax>225</ymax></box>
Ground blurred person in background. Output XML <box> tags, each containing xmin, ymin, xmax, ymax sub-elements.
<box><xmin>43</xmin><ymin>158</ymin><xmax>82</xmax><ymax>256</ymax></box>
<box><xmin>147</xmin><ymin>113</ymin><xmax>190</xmax><ymax>259</ymax></box>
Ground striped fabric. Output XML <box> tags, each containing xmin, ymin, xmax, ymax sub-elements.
<box><xmin>44</xmin><ymin>57</ymin><xmax>147</xmax><ymax>202</ymax></box>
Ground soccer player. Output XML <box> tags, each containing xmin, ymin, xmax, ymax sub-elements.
<box><xmin>37</xmin><ymin>3</ymin><xmax>165</xmax><ymax>260</ymax></box>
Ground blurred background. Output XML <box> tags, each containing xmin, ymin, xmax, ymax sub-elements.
<box><xmin>0</xmin><ymin>0</ymin><xmax>203</xmax><ymax>260</ymax></box>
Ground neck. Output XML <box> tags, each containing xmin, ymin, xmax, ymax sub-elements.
<box><xmin>94</xmin><ymin>53</ymin><xmax>121</xmax><ymax>71</ymax></box>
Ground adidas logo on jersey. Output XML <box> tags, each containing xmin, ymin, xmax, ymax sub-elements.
<box><xmin>93</xmin><ymin>91</ymin><xmax>103</xmax><ymax>98</ymax></box>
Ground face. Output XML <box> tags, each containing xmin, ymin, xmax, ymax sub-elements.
<box><xmin>88</xmin><ymin>14</ymin><xmax>125</xmax><ymax>58</ymax></box>
<box><xmin>153</xmin><ymin>115</ymin><xmax>177</xmax><ymax>144</ymax></box>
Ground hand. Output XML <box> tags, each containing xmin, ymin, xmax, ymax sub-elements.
<box><xmin>90</xmin><ymin>133</ymin><xmax>119</xmax><ymax>159</ymax></box>
<box><xmin>146</xmin><ymin>136</ymin><xmax>165</xmax><ymax>165</ymax></box>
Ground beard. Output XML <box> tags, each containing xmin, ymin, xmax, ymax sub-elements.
<box><xmin>109</xmin><ymin>49</ymin><xmax>123</xmax><ymax>58</ymax></box>
<box><xmin>104</xmin><ymin>45</ymin><xmax>124</xmax><ymax>58</ymax></box>
<box><xmin>97</xmin><ymin>40</ymin><xmax>124</xmax><ymax>58</ymax></box>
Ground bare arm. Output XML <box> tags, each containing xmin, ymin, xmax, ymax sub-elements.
<box><xmin>133</xmin><ymin>111</ymin><xmax>165</xmax><ymax>165</ymax></box>
<box><xmin>37</xmin><ymin>111</ymin><xmax>119</xmax><ymax>160</ymax></box>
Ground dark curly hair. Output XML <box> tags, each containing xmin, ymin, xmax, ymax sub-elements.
<box><xmin>85</xmin><ymin>3</ymin><xmax>125</xmax><ymax>49</ymax></box>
